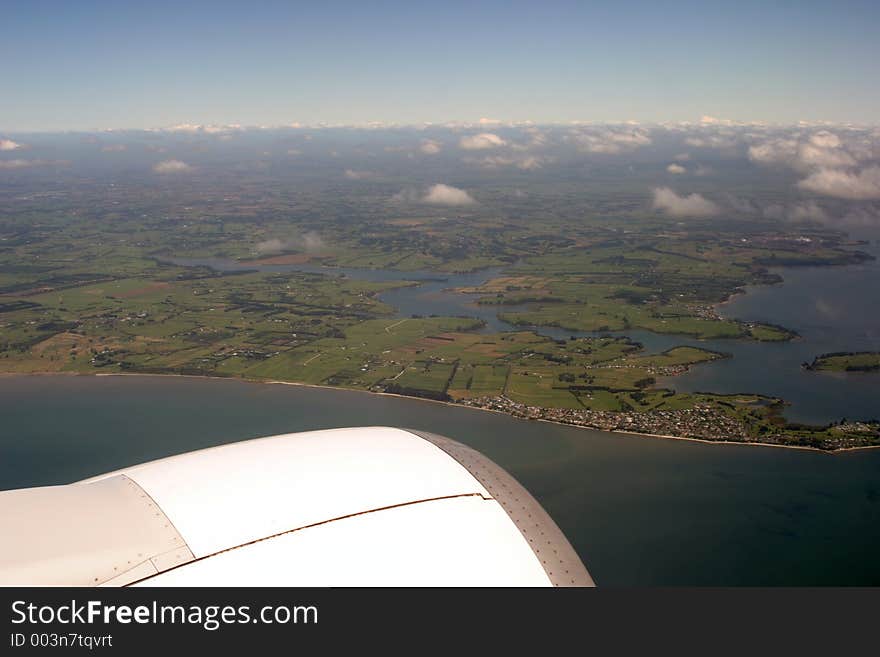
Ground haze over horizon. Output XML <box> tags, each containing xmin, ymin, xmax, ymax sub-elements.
<box><xmin>3</xmin><ymin>0</ymin><xmax>879</xmax><ymax>132</ymax></box>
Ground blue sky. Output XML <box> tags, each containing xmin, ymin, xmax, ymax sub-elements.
<box><xmin>2</xmin><ymin>0</ymin><xmax>879</xmax><ymax>131</ymax></box>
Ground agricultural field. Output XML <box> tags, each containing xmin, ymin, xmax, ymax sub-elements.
<box><xmin>805</xmin><ymin>352</ymin><xmax>880</xmax><ymax>373</ymax></box>
<box><xmin>470</xmin><ymin>247</ymin><xmax>803</xmax><ymax>340</ymax></box>
<box><xmin>0</xmin><ymin>159</ymin><xmax>876</xmax><ymax>449</ymax></box>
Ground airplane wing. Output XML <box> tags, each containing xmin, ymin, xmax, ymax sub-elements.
<box><xmin>0</xmin><ymin>426</ymin><xmax>593</xmax><ymax>587</ymax></box>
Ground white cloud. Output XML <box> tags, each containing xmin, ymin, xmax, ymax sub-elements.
<box><xmin>423</xmin><ymin>183</ymin><xmax>476</xmax><ymax>205</ymax></box>
<box><xmin>391</xmin><ymin>189</ymin><xmax>420</xmax><ymax>203</ymax></box>
<box><xmin>394</xmin><ymin>184</ymin><xmax>476</xmax><ymax>206</ymax></box>
<box><xmin>797</xmin><ymin>142</ymin><xmax>856</xmax><ymax>169</ymax></box>
<box><xmin>606</xmin><ymin>129</ymin><xmax>652</xmax><ymax>147</ymax></box>
<box><xmin>510</xmin><ymin>155</ymin><xmax>546</xmax><ymax>170</ymax></box>
<box><xmin>652</xmin><ymin>187</ymin><xmax>720</xmax><ymax>217</ymax></box>
<box><xmin>301</xmin><ymin>232</ymin><xmax>324</xmax><ymax>251</ymax></box>
<box><xmin>0</xmin><ymin>159</ymin><xmax>35</xmax><ymax>169</ymax></box>
<box><xmin>479</xmin><ymin>117</ymin><xmax>502</xmax><ymax>125</ymax></box>
<box><xmin>153</xmin><ymin>159</ymin><xmax>192</xmax><ymax>174</ymax></box>
<box><xmin>0</xmin><ymin>159</ymin><xmax>61</xmax><ymax>169</ymax></box>
<box><xmin>518</xmin><ymin>128</ymin><xmax>548</xmax><ymax>149</ymax></box>
<box><xmin>809</xmin><ymin>130</ymin><xmax>841</xmax><ymax>149</ymax></box>
<box><xmin>344</xmin><ymin>169</ymin><xmax>372</xmax><ymax>179</ymax></box>
<box><xmin>419</xmin><ymin>139</ymin><xmax>442</xmax><ymax>155</ymax></box>
<box><xmin>459</xmin><ymin>133</ymin><xmax>506</xmax><ymax>150</ymax></box>
<box><xmin>161</xmin><ymin>123</ymin><xmax>241</xmax><ymax>135</ymax></box>
<box><xmin>255</xmin><ymin>231</ymin><xmax>325</xmax><ymax>256</ymax></box>
<box><xmin>161</xmin><ymin>124</ymin><xmax>204</xmax><ymax>133</ymax></box>
<box><xmin>762</xmin><ymin>201</ymin><xmax>829</xmax><ymax>222</ymax></box>
<box><xmin>205</xmin><ymin>125</ymin><xmax>239</xmax><ymax>134</ymax></box>
<box><xmin>465</xmin><ymin>155</ymin><xmax>549</xmax><ymax>170</ymax></box>
<box><xmin>797</xmin><ymin>166</ymin><xmax>880</xmax><ymax>200</ymax></box>
<box><xmin>0</xmin><ymin>139</ymin><xmax>22</xmax><ymax>151</ymax></box>
<box><xmin>570</xmin><ymin>127</ymin><xmax>652</xmax><ymax>154</ymax></box>
<box><xmin>666</xmin><ymin>163</ymin><xmax>686</xmax><ymax>174</ymax></box>
<box><xmin>684</xmin><ymin>133</ymin><xmax>738</xmax><ymax>150</ymax></box>
<box><xmin>255</xmin><ymin>238</ymin><xmax>286</xmax><ymax>255</ymax></box>
<box><xmin>748</xmin><ymin>138</ymin><xmax>799</xmax><ymax>166</ymax></box>
<box><xmin>748</xmin><ymin>130</ymin><xmax>864</xmax><ymax>172</ymax></box>
<box><xmin>788</xmin><ymin>201</ymin><xmax>829</xmax><ymax>222</ymax></box>
<box><xmin>699</xmin><ymin>115</ymin><xmax>735</xmax><ymax>126</ymax></box>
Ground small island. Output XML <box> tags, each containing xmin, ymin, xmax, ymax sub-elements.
<box><xmin>804</xmin><ymin>352</ymin><xmax>880</xmax><ymax>373</ymax></box>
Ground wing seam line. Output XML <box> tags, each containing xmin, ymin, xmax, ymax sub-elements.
<box><xmin>124</xmin><ymin>492</ymin><xmax>489</xmax><ymax>586</ymax></box>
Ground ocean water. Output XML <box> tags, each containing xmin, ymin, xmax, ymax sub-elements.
<box><xmin>2</xmin><ymin>374</ymin><xmax>879</xmax><ymax>586</ymax></box>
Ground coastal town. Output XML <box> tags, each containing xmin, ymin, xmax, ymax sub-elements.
<box><xmin>457</xmin><ymin>394</ymin><xmax>880</xmax><ymax>450</ymax></box>
<box><xmin>459</xmin><ymin>394</ymin><xmax>751</xmax><ymax>440</ymax></box>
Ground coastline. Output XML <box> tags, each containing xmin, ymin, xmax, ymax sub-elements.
<box><xmin>5</xmin><ymin>369</ymin><xmax>876</xmax><ymax>454</ymax></box>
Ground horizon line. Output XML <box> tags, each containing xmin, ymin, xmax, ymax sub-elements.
<box><xmin>4</xmin><ymin>117</ymin><xmax>880</xmax><ymax>136</ymax></box>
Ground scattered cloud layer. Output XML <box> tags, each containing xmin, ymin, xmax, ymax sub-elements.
<box><xmin>763</xmin><ymin>200</ymin><xmax>829</xmax><ymax>222</ymax></box>
<box><xmin>747</xmin><ymin>128</ymin><xmax>879</xmax><ymax>200</ymax></box>
<box><xmin>787</xmin><ymin>201</ymin><xmax>829</xmax><ymax>221</ymax></box>
<box><xmin>569</xmin><ymin>126</ymin><xmax>652</xmax><ymax>154</ymax></box>
<box><xmin>158</xmin><ymin>123</ymin><xmax>242</xmax><ymax>135</ymax></box>
<box><xmin>5</xmin><ymin>121</ymin><xmax>878</xmax><ymax>225</ymax></box>
<box><xmin>153</xmin><ymin>159</ymin><xmax>192</xmax><ymax>174</ymax></box>
<box><xmin>728</xmin><ymin>196</ymin><xmax>836</xmax><ymax>223</ymax></box>
<box><xmin>459</xmin><ymin>133</ymin><xmax>506</xmax><ymax>150</ymax></box>
<box><xmin>684</xmin><ymin>133</ymin><xmax>738</xmax><ymax>150</ymax></box>
<box><xmin>652</xmin><ymin>187</ymin><xmax>719</xmax><ymax>217</ymax></box>
<box><xmin>797</xmin><ymin>166</ymin><xmax>880</xmax><ymax>200</ymax></box>
<box><xmin>699</xmin><ymin>116</ymin><xmax>735</xmax><ymax>126</ymax></box>
<box><xmin>748</xmin><ymin>132</ymin><xmax>857</xmax><ymax>171</ymax></box>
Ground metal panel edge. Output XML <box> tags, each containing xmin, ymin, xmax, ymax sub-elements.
<box><xmin>405</xmin><ymin>429</ymin><xmax>595</xmax><ymax>587</ymax></box>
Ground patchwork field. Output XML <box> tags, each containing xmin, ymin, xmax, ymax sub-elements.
<box><xmin>0</xmin><ymin>169</ymin><xmax>875</xmax><ymax>449</ymax></box>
